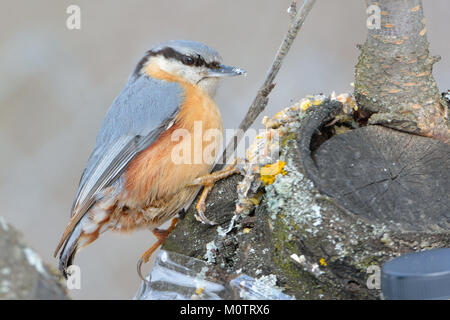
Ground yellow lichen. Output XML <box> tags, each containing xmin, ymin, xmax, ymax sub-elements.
<box><xmin>334</xmin><ymin>125</ymin><xmax>350</xmax><ymax>135</ymax></box>
<box><xmin>300</xmin><ymin>95</ymin><xmax>327</xmax><ymax>112</ymax></box>
<box><xmin>249</xmin><ymin>192</ymin><xmax>264</xmax><ymax>205</ymax></box>
<box><xmin>300</xmin><ymin>99</ymin><xmax>313</xmax><ymax>111</ymax></box>
<box><xmin>319</xmin><ymin>258</ymin><xmax>327</xmax><ymax>267</ymax></box>
<box><xmin>312</xmin><ymin>99</ymin><xmax>323</xmax><ymax>106</ymax></box>
<box><xmin>260</xmin><ymin>160</ymin><xmax>287</xmax><ymax>185</ymax></box>
<box><xmin>195</xmin><ymin>287</ymin><xmax>204</xmax><ymax>295</ymax></box>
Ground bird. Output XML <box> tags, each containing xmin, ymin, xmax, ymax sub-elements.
<box><xmin>54</xmin><ymin>40</ymin><xmax>245</xmax><ymax>278</ymax></box>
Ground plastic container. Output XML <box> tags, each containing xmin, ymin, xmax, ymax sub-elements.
<box><xmin>381</xmin><ymin>248</ymin><xmax>450</xmax><ymax>300</ymax></box>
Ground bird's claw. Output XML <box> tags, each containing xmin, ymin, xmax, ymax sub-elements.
<box><xmin>191</xmin><ymin>159</ymin><xmax>239</xmax><ymax>226</ymax></box>
<box><xmin>136</xmin><ymin>217</ymin><xmax>179</xmax><ymax>282</ymax></box>
<box><xmin>137</xmin><ymin>257</ymin><xmax>151</xmax><ymax>284</ymax></box>
<box><xmin>194</xmin><ymin>210</ymin><xmax>217</xmax><ymax>225</ymax></box>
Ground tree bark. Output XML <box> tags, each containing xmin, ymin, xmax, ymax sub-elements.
<box><xmin>148</xmin><ymin>100</ymin><xmax>449</xmax><ymax>300</ymax></box>
<box><xmin>355</xmin><ymin>0</ymin><xmax>449</xmax><ymax>142</ymax></box>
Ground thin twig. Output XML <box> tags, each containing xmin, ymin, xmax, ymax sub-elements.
<box><xmin>221</xmin><ymin>0</ymin><xmax>316</xmax><ymax>164</ymax></box>
<box><xmin>288</xmin><ymin>0</ymin><xmax>298</xmax><ymax>23</ymax></box>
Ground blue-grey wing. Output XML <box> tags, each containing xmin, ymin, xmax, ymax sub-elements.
<box><xmin>68</xmin><ymin>75</ymin><xmax>183</xmax><ymax>229</ymax></box>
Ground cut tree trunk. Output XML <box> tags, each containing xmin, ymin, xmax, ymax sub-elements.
<box><xmin>154</xmin><ymin>100</ymin><xmax>449</xmax><ymax>300</ymax></box>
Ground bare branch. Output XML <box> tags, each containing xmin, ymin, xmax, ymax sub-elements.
<box><xmin>221</xmin><ymin>0</ymin><xmax>316</xmax><ymax>164</ymax></box>
<box><xmin>288</xmin><ymin>0</ymin><xmax>298</xmax><ymax>23</ymax></box>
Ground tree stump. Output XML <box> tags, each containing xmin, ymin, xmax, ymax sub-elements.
<box><xmin>149</xmin><ymin>101</ymin><xmax>449</xmax><ymax>300</ymax></box>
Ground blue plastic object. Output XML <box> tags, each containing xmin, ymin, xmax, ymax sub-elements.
<box><xmin>381</xmin><ymin>248</ymin><xmax>450</xmax><ymax>300</ymax></box>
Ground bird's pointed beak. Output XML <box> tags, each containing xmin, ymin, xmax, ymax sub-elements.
<box><xmin>206</xmin><ymin>64</ymin><xmax>247</xmax><ymax>78</ymax></box>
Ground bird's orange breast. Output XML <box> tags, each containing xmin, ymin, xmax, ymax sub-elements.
<box><xmin>122</xmin><ymin>64</ymin><xmax>223</xmax><ymax>210</ymax></box>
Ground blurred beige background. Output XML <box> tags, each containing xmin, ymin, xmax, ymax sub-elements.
<box><xmin>0</xmin><ymin>0</ymin><xmax>448</xmax><ymax>299</ymax></box>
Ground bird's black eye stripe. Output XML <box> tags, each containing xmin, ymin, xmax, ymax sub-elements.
<box><xmin>207</xmin><ymin>61</ymin><xmax>221</xmax><ymax>69</ymax></box>
<box><xmin>181</xmin><ymin>54</ymin><xmax>206</xmax><ymax>67</ymax></box>
<box><xmin>146</xmin><ymin>47</ymin><xmax>220</xmax><ymax>69</ymax></box>
<box><xmin>194</xmin><ymin>55</ymin><xmax>204</xmax><ymax>67</ymax></box>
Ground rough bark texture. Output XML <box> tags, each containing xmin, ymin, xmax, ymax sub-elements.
<box><xmin>355</xmin><ymin>0</ymin><xmax>449</xmax><ymax>142</ymax></box>
<box><xmin>0</xmin><ymin>217</ymin><xmax>69</xmax><ymax>299</ymax></box>
<box><xmin>160</xmin><ymin>101</ymin><xmax>450</xmax><ymax>300</ymax></box>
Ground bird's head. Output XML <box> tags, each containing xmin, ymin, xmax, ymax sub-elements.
<box><xmin>133</xmin><ymin>40</ymin><xmax>246</xmax><ymax>96</ymax></box>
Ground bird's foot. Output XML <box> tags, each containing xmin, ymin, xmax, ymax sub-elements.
<box><xmin>137</xmin><ymin>217</ymin><xmax>179</xmax><ymax>282</ymax></box>
<box><xmin>189</xmin><ymin>159</ymin><xmax>239</xmax><ymax>225</ymax></box>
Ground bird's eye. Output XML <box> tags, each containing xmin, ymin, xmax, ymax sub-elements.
<box><xmin>182</xmin><ymin>56</ymin><xmax>195</xmax><ymax>65</ymax></box>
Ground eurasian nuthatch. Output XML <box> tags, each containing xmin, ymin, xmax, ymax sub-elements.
<box><xmin>54</xmin><ymin>40</ymin><xmax>245</xmax><ymax>278</ymax></box>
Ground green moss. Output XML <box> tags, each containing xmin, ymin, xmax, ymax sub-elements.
<box><xmin>270</xmin><ymin>215</ymin><xmax>329</xmax><ymax>299</ymax></box>
<box><xmin>281</xmin><ymin>132</ymin><xmax>296</xmax><ymax>147</ymax></box>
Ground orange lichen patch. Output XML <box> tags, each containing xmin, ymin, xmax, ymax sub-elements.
<box><xmin>260</xmin><ymin>160</ymin><xmax>287</xmax><ymax>185</ymax></box>
<box><xmin>411</xmin><ymin>104</ymin><xmax>422</xmax><ymax>110</ymax></box>
<box><xmin>416</xmin><ymin>102</ymin><xmax>450</xmax><ymax>143</ymax></box>
<box><xmin>387</xmin><ymin>89</ymin><xmax>401</xmax><ymax>93</ymax></box>
<box><xmin>411</xmin><ymin>5</ymin><xmax>420</xmax><ymax>12</ymax></box>
<box><xmin>395</xmin><ymin>40</ymin><xmax>404</xmax><ymax>45</ymax></box>
<box><xmin>407</xmin><ymin>59</ymin><xmax>417</xmax><ymax>64</ymax></box>
<box><xmin>384</xmin><ymin>23</ymin><xmax>394</xmax><ymax>28</ymax></box>
<box><xmin>359</xmin><ymin>89</ymin><xmax>369</xmax><ymax>96</ymax></box>
<box><xmin>404</xmin><ymin>82</ymin><xmax>417</xmax><ymax>87</ymax></box>
<box><xmin>381</xmin><ymin>65</ymin><xmax>389</xmax><ymax>69</ymax></box>
<box><xmin>380</xmin><ymin>11</ymin><xmax>388</xmax><ymax>16</ymax></box>
<box><xmin>419</xmin><ymin>27</ymin><xmax>427</xmax><ymax>36</ymax></box>
<box><xmin>402</xmin><ymin>36</ymin><xmax>409</xmax><ymax>40</ymax></box>
<box><xmin>415</xmin><ymin>71</ymin><xmax>430</xmax><ymax>77</ymax></box>
<box><xmin>336</xmin><ymin>93</ymin><xmax>358</xmax><ymax>113</ymax></box>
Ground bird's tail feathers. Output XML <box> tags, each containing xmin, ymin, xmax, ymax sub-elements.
<box><xmin>58</xmin><ymin>222</ymin><xmax>82</xmax><ymax>279</ymax></box>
